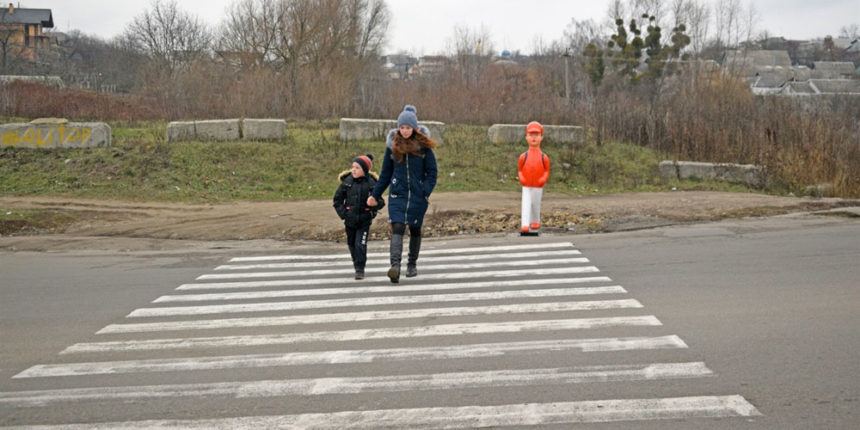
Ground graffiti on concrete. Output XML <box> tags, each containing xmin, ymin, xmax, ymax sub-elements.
<box><xmin>1</xmin><ymin>125</ymin><xmax>94</xmax><ymax>147</ymax></box>
<box><xmin>0</xmin><ymin>121</ymin><xmax>111</xmax><ymax>149</ymax></box>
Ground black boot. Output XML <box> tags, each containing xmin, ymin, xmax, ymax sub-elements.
<box><xmin>388</xmin><ymin>233</ymin><xmax>403</xmax><ymax>283</ymax></box>
<box><xmin>406</xmin><ymin>235</ymin><xmax>421</xmax><ymax>277</ymax></box>
<box><xmin>354</xmin><ymin>263</ymin><xmax>365</xmax><ymax>280</ymax></box>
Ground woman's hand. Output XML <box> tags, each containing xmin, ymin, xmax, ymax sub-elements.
<box><xmin>367</xmin><ymin>196</ymin><xmax>377</xmax><ymax>207</ymax></box>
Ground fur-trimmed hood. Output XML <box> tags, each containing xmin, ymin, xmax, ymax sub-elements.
<box><xmin>338</xmin><ymin>170</ymin><xmax>379</xmax><ymax>181</ymax></box>
<box><xmin>385</xmin><ymin>125</ymin><xmax>431</xmax><ymax>149</ymax></box>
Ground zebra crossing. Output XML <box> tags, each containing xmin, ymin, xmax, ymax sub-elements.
<box><xmin>0</xmin><ymin>240</ymin><xmax>760</xmax><ymax>428</ymax></box>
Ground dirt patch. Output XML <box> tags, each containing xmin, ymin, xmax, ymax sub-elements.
<box><xmin>1</xmin><ymin>192</ymin><xmax>857</xmax><ymax>249</ymax></box>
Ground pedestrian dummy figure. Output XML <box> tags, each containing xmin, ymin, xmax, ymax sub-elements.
<box><xmin>368</xmin><ymin>105</ymin><xmax>438</xmax><ymax>283</ymax></box>
<box><xmin>517</xmin><ymin>121</ymin><xmax>550</xmax><ymax>236</ymax></box>
<box><xmin>333</xmin><ymin>154</ymin><xmax>384</xmax><ymax>280</ymax></box>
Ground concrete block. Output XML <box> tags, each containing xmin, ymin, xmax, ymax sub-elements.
<box><xmin>339</xmin><ymin>119</ymin><xmax>390</xmax><ymax>141</ymax></box>
<box><xmin>1</xmin><ymin>120</ymin><xmax>111</xmax><ymax>149</ymax></box>
<box><xmin>488</xmin><ymin>124</ymin><xmax>584</xmax><ymax>145</ymax></box>
<box><xmin>713</xmin><ymin>163</ymin><xmax>765</xmax><ymax>188</ymax></box>
<box><xmin>243</xmin><ymin>119</ymin><xmax>287</xmax><ymax>141</ymax></box>
<box><xmin>195</xmin><ymin>119</ymin><xmax>241</xmax><ymax>141</ymax></box>
<box><xmin>340</xmin><ymin>118</ymin><xmax>446</xmax><ymax>143</ymax></box>
<box><xmin>670</xmin><ymin>161</ymin><xmax>765</xmax><ymax>187</ymax></box>
<box><xmin>658</xmin><ymin>160</ymin><xmax>678</xmax><ymax>180</ymax></box>
<box><xmin>166</xmin><ymin>121</ymin><xmax>196</xmax><ymax>143</ymax></box>
<box><xmin>677</xmin><ymin>161</ymin><xmax>718</xmax><ymax>181</ymax></box>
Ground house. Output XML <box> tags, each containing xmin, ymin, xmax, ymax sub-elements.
<box><xmin>722</xmin><ymin>50</ymin><xmax>792</xmax><ymax>74</ymax></box>
<box><xmin>382</xmin><ymin>54</ymin><xmax>417</xmax><ymax>80</ymax></box>
<box><xmin>811</xmin><ymin>61</ymin><xmax>857</xmax><ymax>79</ymax></box>
<box><xmin>413</xmin><ymin>55</ymin><xmax>449</xmax><ymax>78</ymax></box>
<box><xmin>0</xmin><ymin>3</ymin><xmax>54</xmax><ymax>61</ymax></box>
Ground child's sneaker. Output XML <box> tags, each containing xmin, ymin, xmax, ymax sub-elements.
<box><xmin>530</xmin><ymin>222</ymin><xmax>541</xmax><ymax>231</ymax></box>
<box><xmin>520</xmin><ymin>225</ymin><xmax>530</xmax><ymax>234</ymax></box>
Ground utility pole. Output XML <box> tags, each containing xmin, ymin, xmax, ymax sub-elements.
<box><xmin>562</xmin><ymin>49</ymin><xmax>571</xmax><ymax>101</ymax></box>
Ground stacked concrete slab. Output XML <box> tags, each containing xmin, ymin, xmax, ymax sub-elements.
<box><xmin>659</xmin><ymin>160</ymin><xmax>765</xmax><ymax>188</ymax></box>
<box><xmin>243</xmin><ymin>119</ymin><xmax>287</xmax><ymax>141</ymax></box>
<box><xmin>1</xmin><ymin>118</ymin><xmax>111</xmax><ymax>149</ymax></box>
<box><xmin>487</xmin><ymin>124</ymin><xmax>585</xmax><ymax>145</ymax></box>
<box><xmin>166</xmin><ymin>118</ymin><xmax>286</xmax><ymax>142</ymax></box>
<box><xmin>339</xmin><ymin>118</ymin><xmax>446</xmax><ymax>143</ymax></box>
<box><xmin>195</xmin><ymin>119</ymin><xmax>241</xmax><ymax>141</ymax></box>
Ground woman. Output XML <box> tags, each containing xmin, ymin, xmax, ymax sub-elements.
<box><xmin>367</xmin><ymin>105</ymin><xmax>438</xmax><ymax>283</ymax></box>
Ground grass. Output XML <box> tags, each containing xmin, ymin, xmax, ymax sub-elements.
<box><xmin>0</xmin><ymin>121</ymin><xmax>758</xmax><ymax>203</ymax></box>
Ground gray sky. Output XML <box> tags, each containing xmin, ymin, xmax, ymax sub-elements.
<box><xmin>16</xmin><ymin>0</ymin><xmax>860</xmax><ymax>54</ymax></box>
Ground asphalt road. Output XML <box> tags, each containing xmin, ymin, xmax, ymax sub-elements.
<box><xmin>1</xmin><ymin>211</ymin><xmax>857</xmax><ymax>428</ymax></box>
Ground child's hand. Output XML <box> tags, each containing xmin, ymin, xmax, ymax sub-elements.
<box><xmin>367</xmin><ymin>196</ymin><xmax>377</xmax><ymax>207</ymax></box>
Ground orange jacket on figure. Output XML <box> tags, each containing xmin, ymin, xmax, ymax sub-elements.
<box><xmin>518</xmin><ymin>148</ymin><xmax>550</xmax><ymax>188</ymax></box>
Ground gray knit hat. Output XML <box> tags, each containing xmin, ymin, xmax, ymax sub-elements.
<box><xmin>396</xmin><ymin>105</ymin><xmax>419</xmax><ymax>129</ymax></box>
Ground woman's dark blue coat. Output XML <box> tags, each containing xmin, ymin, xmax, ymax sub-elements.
<box><xmin>371</xmin><ymin>130</ymin><xmax>438</xmax><ymax>227</ymax></box>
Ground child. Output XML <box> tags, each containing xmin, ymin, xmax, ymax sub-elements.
<box><xmin>517</xmin><ymin>121</ymin><xmax>551</xmax><ymax>235</ymax></box>
<box><xmin>333</xmin><ymin>154</ymin><xmax>384</xmax><ymax>279</ymax></box>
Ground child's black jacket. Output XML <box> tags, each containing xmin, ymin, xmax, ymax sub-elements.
<box><xmin>333</xmin><ymin>171</ymin><xmax>385</xmax><ymax>228</ymax></box>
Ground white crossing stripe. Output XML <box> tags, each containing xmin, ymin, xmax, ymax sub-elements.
<box><xmin>61</xmin><ymin>316</ymin><xmax>662</xmax><ymax>354</ymax></box>
<box><xmin>16</xmin><ymin>336</ymin><xmax>686</xmax><ymax>378</ymax></box>
<box><xmin>216</xmin><ymin>249</ymin><xmax>584</xmax><ymax>270</ymax></box>
<box><xmin>102</xmin><ymin>299</ymin><xmax>642</xmax><ymax>334</ymax></box>
<box><xmin>157</xmin><ymin>276</ymin><xmax>613</xmax><ymax>303</ymax></box>
<box><xmin>229</xmin><ymin>242</ymin><xmax>575</xmax><ymax>262</ymax></box>
<box><xmin>0</xmin><ymin>395</ymin><xmax>760</xmax><ymax>428</ymax></box>
<box><xmin>181</xmin><ymin>266</ymin><xmax>601</xmax><ymax>290</ymax></box>
<box><xmin>197</xmin><ymin>257</ymin><xmax>591</xmax><ymax>280</ymax></box>
<box><xmin>128</xmin><ymin>286</ymin><xmax>628</xmax><ymax>317</ymax></box>
<box><xmin>0</xmin><ymin>395</ymin><xmax>761</xmax><ymax>427</ymax></box>
<box><xmin>0</xmin><ymin>363</ymin><xmax>713</xmax><ymax>407</ymax></box>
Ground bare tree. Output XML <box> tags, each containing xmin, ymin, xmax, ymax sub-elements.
<box><xmin>741</xmin><ymin>2</ymin><xmax>759</xmax><ymax>46</ymax></box>
<box><xmin>605</xmin><ymin>0</ymin><xmax>628</xmax><ymax>32</ymax></box>
<box><xmin>562</xmin><ymin>18</ymin><xmax>604</xmax><ymax>55</ymax></box>
<box><xmin>446</xmin><ymin>24</ymin><xmax>495</xmax><ymax>87</ymax></box>
<box><xmin>684</xmin><ymin>0</ymin><xmax>711</xmax><ymax>54</ymax></box>
<box><xmin>714</xmin><ymin>0</ymin><xmax>756</xmax><ymax>49</ymax></box>
<box><xmin>352</xmin><ymin>0</ymin><xmax>390</xmax><ymax>59</ymax></box>
<box><xmin>124</xmin><ymin>0</ymin><xmax>212</xmax><ymax>73</ymax></box>
<box><xmin>839</xmin><ymin>24</ymin><xmax>859</xmax><ymax>39</ymax></box>
<box><xmin>217</xmin><ymin>0</ymin><xmax>281</xmax><ymax>67</ymax></box>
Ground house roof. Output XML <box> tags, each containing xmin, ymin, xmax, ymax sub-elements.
<box><xmin>0</xmin><ymin>8</ymin><xmax>53</xmax><ymax>27</ymax></box>
<box><xmin>810</xmin><ymin>79</ymin><xmax>860</xmax><ymax>94</ymax></box>
<box><xmin>752</xmin><ymin>69</ymin><xmax>791</xmax><ymax>88</ymax></box>
<box><xmin>812</xmin><ymin>61</ymin><xmax>856</xmax><ymax>78</ymax></box>
<box><xmin>787</xmin><ymin>81</ymin><xmax>816</xmax><ymax>94</ymax></box>
<box><xmin>724</xmin><ymin>50</ymin><xmax>792</xmax><ymax>71</ymax></box>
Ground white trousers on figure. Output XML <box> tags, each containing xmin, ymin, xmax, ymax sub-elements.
<box><xmin>521</xmin><ymin>186</ymin><xmax>543</xmax><ymax>228</ymax></box>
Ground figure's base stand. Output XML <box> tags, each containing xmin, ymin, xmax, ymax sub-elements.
<box><xmin>519</xmin><ymin>231</ymin><xmax>540</xmax><ymax>237</ymax></box>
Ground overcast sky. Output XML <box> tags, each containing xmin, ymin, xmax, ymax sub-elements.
<box><xmin>16</xmin><ymin>0</ymin><xmax>860</xmax><ymax>54</ymax></box>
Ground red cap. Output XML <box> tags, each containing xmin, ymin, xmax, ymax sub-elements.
<box><xmin>526</xmin><ymin>121</ymin><xmax>543</xmax><ymax>134</ymax></box>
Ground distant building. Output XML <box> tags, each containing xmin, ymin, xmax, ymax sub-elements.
<box><xmin>722</xmin><ymin>49</ymin><xmax>860</xmax><ymax>96</ymax></box>
<box><xmin>382</xmin><ymin>54</ymin><xmax>417</xmax><ymax>80</ymax></box>
<box><xmin>413</xmin><ymin>55</ymin><xmax>449</xmax><ymax>78</ymax></box>
<box><xmin>811</xmin><ymin>61</ymin><xmax>856</xmax><ymax>79</ymax></box>
<box><xmin>723</xmin><ymin>50</ymin><xmax>792</xmax><ymax>73</ymax></box>
<box><xmin>0</xmin><ymin>74</ymin><xmax>63</xmax><ymax>87</ymax></box>
<box><xmin>0</xmin><ymin>4</ymin><xmax>54</xmax><ymax>62</ymax></box>
<box><xmin>491</xmin><ymin>49</ymin><xmax>519</xmax><ymax>67</ymax></box>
